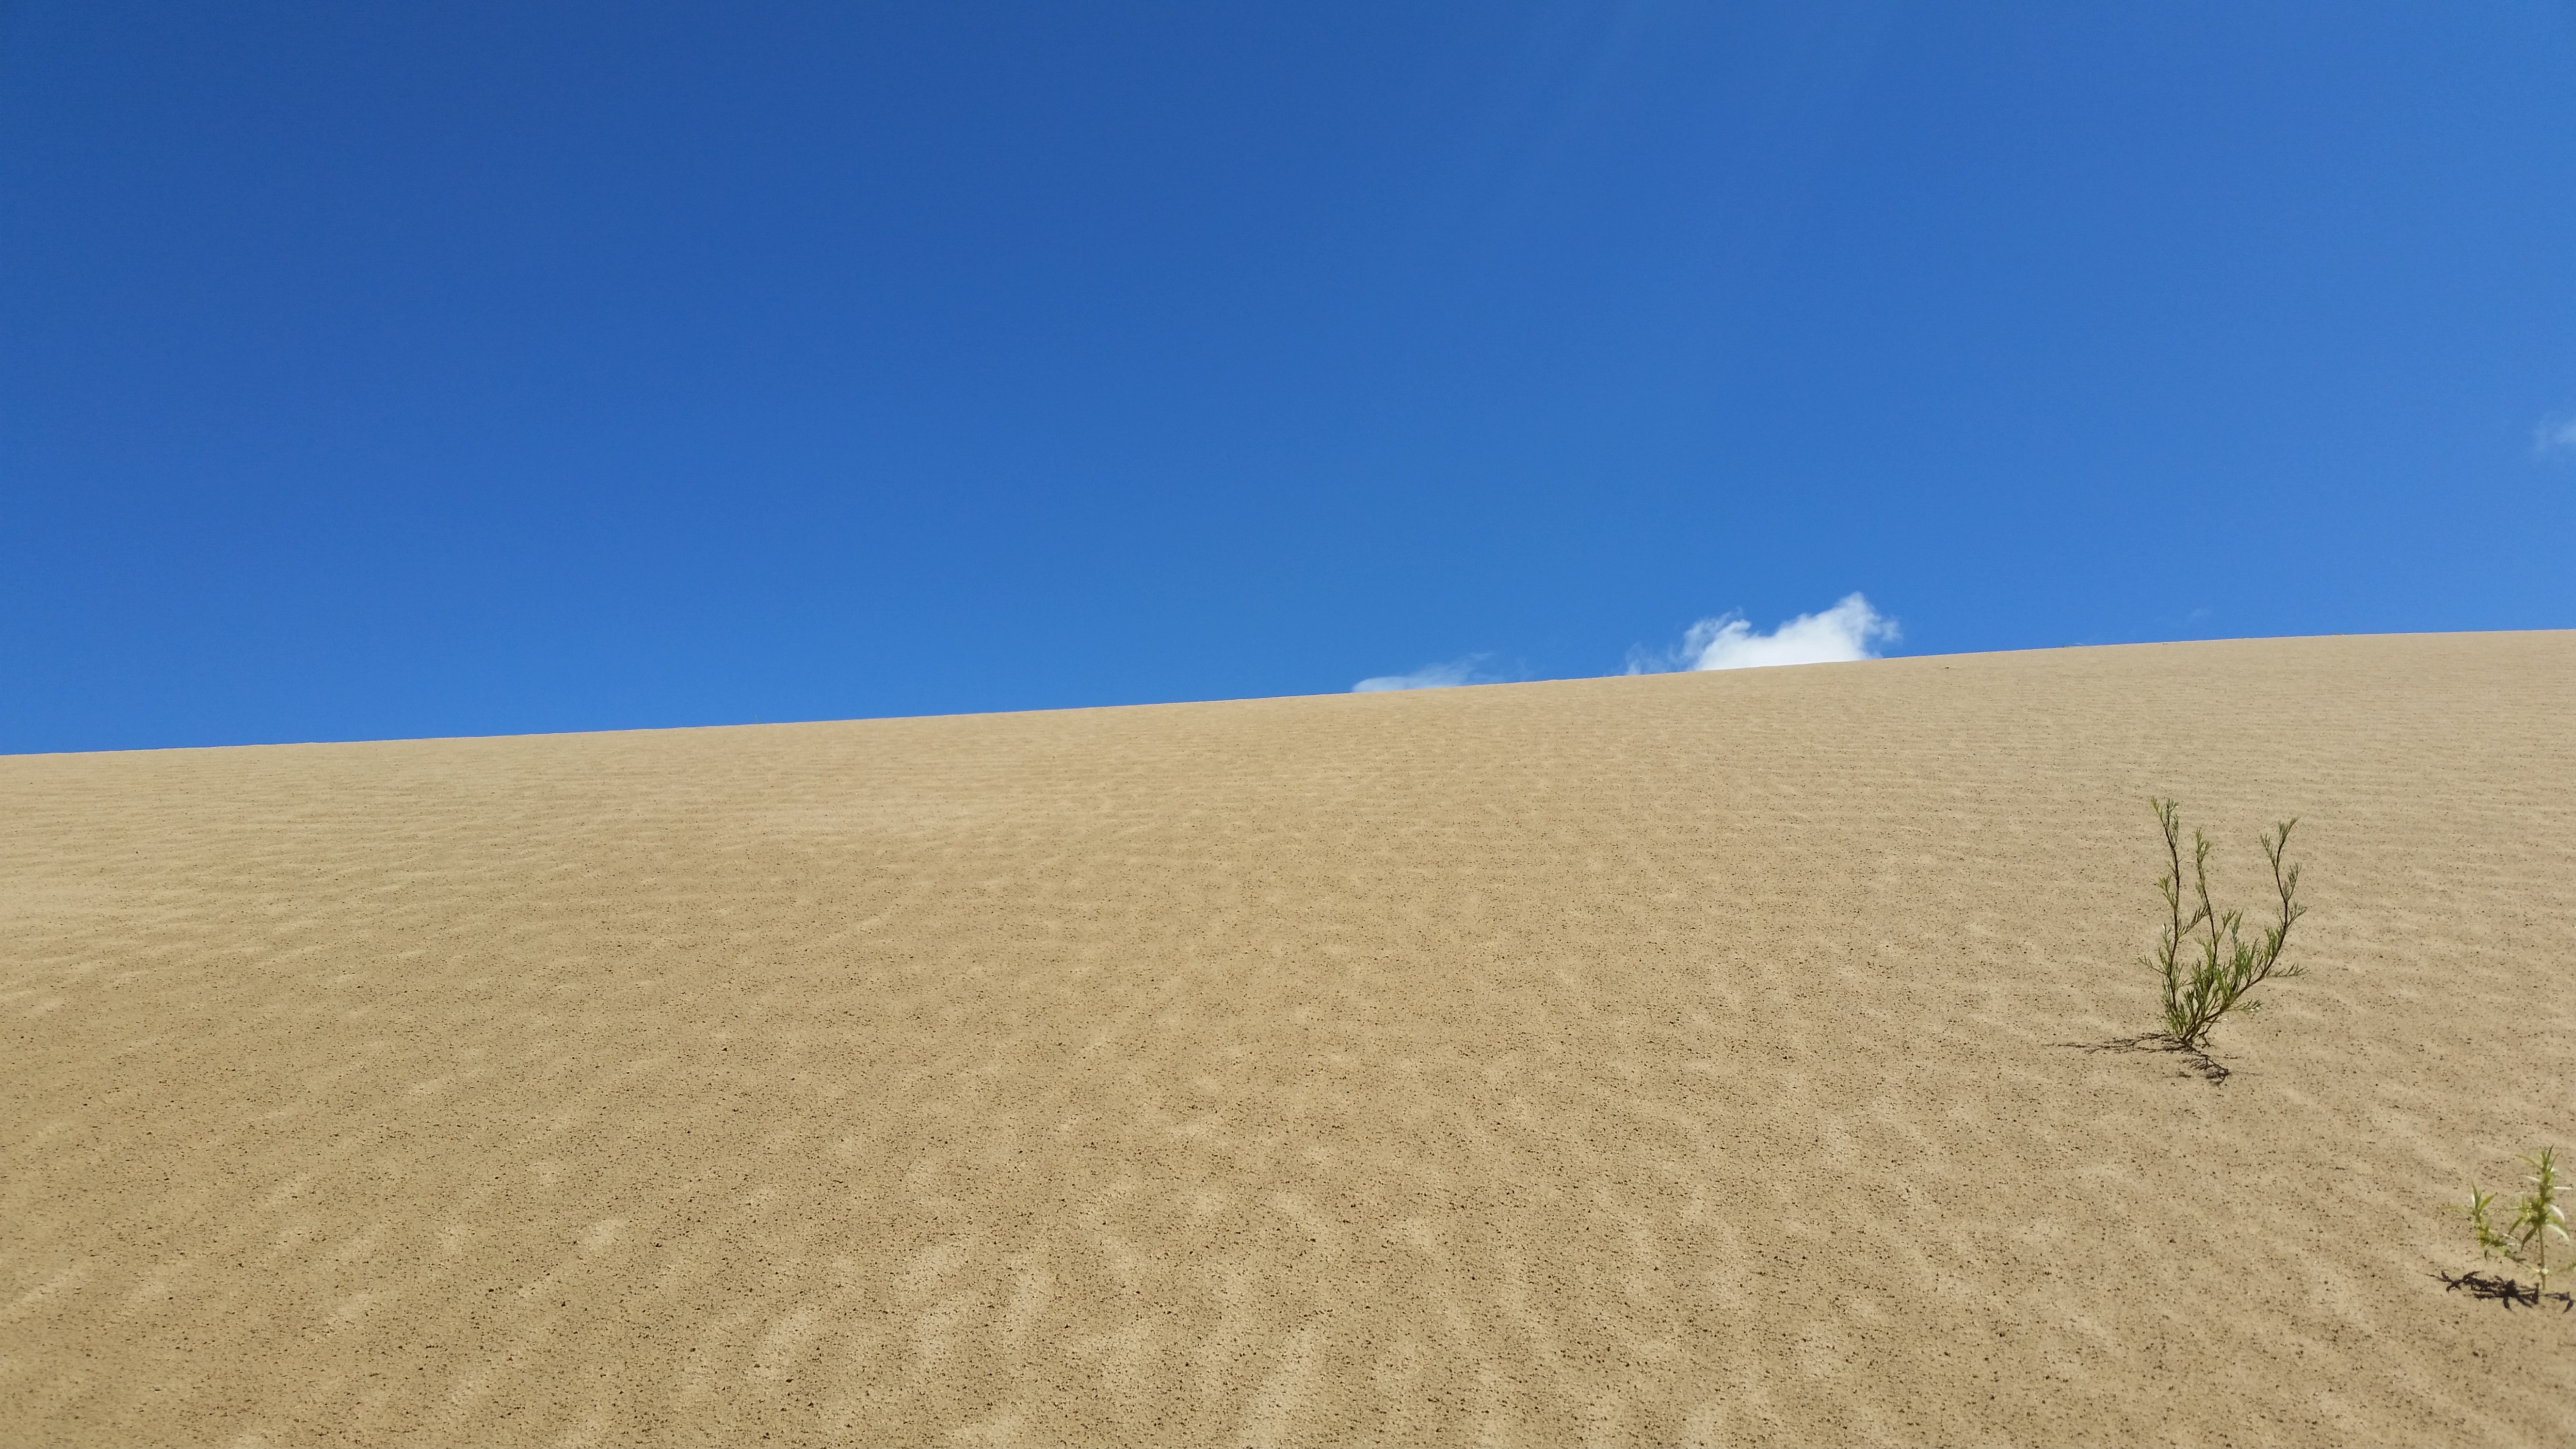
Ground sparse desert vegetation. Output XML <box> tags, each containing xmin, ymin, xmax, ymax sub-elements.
<box><xmin>2140</xmin><ymin>796</ymin><xmax>2306</xmax><ymax>1056</ymax></box>
<box><xmin>2450</xmin><ymin>1147</ymin><xmax>2573</xmax><ymax>1310</ymax></box>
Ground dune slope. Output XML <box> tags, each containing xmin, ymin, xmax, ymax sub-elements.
<box><xmin>5</xmin><ymin>633</ymin><xmax>2574</xmax><ymax>1446</ymax></box>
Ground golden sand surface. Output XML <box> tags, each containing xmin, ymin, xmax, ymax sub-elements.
<box><xmin>5</xmin><ymin>632</ymin><xmax>2573</xmax><ymax>1447</ymax></box>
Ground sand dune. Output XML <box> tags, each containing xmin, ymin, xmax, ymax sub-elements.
<box><xmin>4</xmin><ymin>632</ymin><xmax>2573</xmax><ymax>1446</ymax></box>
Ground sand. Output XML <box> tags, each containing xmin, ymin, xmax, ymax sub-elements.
<box><xmin>4</xmin><ymin>631</ymin><xmax>2573</xmax><ymax>1446</ymax></box>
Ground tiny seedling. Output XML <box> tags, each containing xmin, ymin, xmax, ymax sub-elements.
<box><xmin>2511</xmin><ymin>1147</ymin><xmax>2568</xmax><ymax>1295</ymax></box>
<box><xmin>2448</xmin><ymin>1147</ymin><xmax>2573</xmax><ymax>1309</ymax></box>
<box><xmin>2462</xmin><ymin>1183</ymin><xmax>2516</xmax><ymax>1263</ymax></box>
<box><xmin>2140</xmin><ymin>798</ymin><xmax>2306</xmax><ymax>1053</ymax></box>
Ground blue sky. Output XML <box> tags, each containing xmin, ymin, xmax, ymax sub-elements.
<box><xmin>5</xmin><ymin>2</ymin><xmax>2572</xmax><ymax>753</ymax></box>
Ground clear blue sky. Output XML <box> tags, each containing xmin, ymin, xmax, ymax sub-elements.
<box><xmin>6</xmin><ymin>3</ymin><xmax>2572</xmax><ymax>753</ymax></box>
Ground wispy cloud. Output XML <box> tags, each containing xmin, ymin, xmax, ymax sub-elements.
<box><xmin>1631</xmin><ymin>593</ymin><xmax>1898</xmax><ymax>673</ymax></box>
<box><xmin>1359</xmin><ymin>594</ymin><xmax>1897</xmax><ymax>692</ymax></box>
<box><xmin>2534</xmin><ymin>414</ymin><xmax>2576</xmax><ymax>458</ymax></box>
<box><xmin>1352</xmin><ymin>655</ymin><xmax>1492</xmax><ymax>692</ymax></box>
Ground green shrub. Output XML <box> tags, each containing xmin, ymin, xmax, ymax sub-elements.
<box><xmin>2140</xmin><ymin>798</ymin><xmax>2306</xmax><ymax>1052</ymax></box>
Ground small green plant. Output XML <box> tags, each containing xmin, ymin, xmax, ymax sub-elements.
<box><xmin>2141</xmin><ymin>798</ymin><xmax>2306</xmax><ymax>1052</ymax></box>
<box><xmin>2515</xmin><ymin>1149</ymin><xmax>2569</xmax><ymax>1293</ymax></box>
<box><xmin>2507</xmin><ymin>1148</ymin><xmax>2568</xmax><ymax>1293</ymax></box>
<box><xmin>2452</xmin><ymin>1147</ymin><xmax>2571</xmax><ymax>1306</ymax></box>
<box><xmin>2462</xmin><ymin>1183</ymin><xmax>2517</xmax><ymax>1263</ymax></box>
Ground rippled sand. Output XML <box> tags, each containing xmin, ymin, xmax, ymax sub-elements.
<box><xmin>5</xmin><ymin>632</ymin><xmax>2573</xmax><ymax>1446</ymax></box>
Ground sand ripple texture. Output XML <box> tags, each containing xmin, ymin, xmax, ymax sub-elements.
<box><xmin>5</xmin><ymin>633</ymin><xmax>2574</xmax><ymax>1446</ymax></box>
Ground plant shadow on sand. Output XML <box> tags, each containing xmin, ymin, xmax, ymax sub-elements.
<box><xmin>2061</xmin><ymin>1033</ymin><xmax>2234</xmax><ymax>1084</ymax></box>
<box><xmin>2434</xmin><ymin>1271</ymin><xmax>2575</xmax><ymax>1312</ymax></box>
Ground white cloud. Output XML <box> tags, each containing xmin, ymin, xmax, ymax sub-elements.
<box><xmin>1634</xmin><ymin>593</ymin><xmax>1898</xmax><ymax>673</ymax></box>
<box><xmin>2535</xmin><ymin>415</ymin><xmax>2576</xmax><ymax>458</ymax></box>
<box><xmin>1352</xmin><ymin>655</ymin><xmax>1490</xmax><ymax>692</ymax></box>
<box><xmin>1360</xmin><ymin>594</ymin><xmax>1897</xmax><ymax>691</ymax></box>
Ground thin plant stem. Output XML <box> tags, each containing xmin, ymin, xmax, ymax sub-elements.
<box><xmin>2517</xmin><ymin>1148</ymin><xmax>2567</xmax><ymax>1295</ymax></box>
